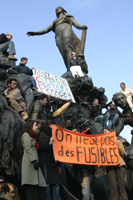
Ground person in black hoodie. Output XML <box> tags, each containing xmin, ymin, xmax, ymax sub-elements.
<box><xmin>0</xmin><ymin>33</ymin><xmax>17</xmax><ymax>60</ymax></box>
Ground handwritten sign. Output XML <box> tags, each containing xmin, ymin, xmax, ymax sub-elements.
<box><xmin>33</xmin><ymin>69</ymin><xmax>75</xmax><ymax>103</ymax></box>
<box><xmin>52</xmin><ymin>125</ymin><xmax>120</xmax><ymax>166</ymax></box>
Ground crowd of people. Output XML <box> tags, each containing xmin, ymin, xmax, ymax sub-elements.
<box><xmin>0</xmin><ymin>32</ymin><xmax>133</xmax><ymax>200</ymax></box>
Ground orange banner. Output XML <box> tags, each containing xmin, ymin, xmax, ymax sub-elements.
<box><xmin>52</xmin><ymin>125</ymin><xmax>120</xmax><ymax>166</ymax></box>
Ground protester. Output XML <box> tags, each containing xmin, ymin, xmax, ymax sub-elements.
<box><xmin>31</xmin><ymin>94</ymin><xmax>48</xmax><ymax>121</ymax></box>
<box><xmin>103</xmin><ymin>127</ymin><xmax>128</xmax><ymax>200</ymax></box>
<box><xmin>120</xmin><ymin>82</ymin><xmax>133</xmax><ymax>112</ymax></box>
<box><xmin>4</xmin><ymin>78</ymin><xmax>28</xmax><ymax>120</ymax></box>
<box><xmin>21</xmin><ymin>120</ymin><xmax>46</xmax><ymax>200</ymax></box>
<box><xmin>106</xmin><ymin>102</ymin><xmax>132</xmax><ymax>129</ymax></box>
<box><xmin>106</xmin><ymin>103</ymin><xmax>120</xmax><ymax>128</ymax></box>
<box><xmin>90</xmin><ymin>99</ymin><xmax>110</xmax><ymax>127</ymax></box>
<box><xmin>68</xmin><ymin>127</ymin><xmax>94</xmax><ymax>200</ymax></box>
<box><xmin>72</xmin><ymin>126</ymin><xmax>90</xmax><ymax>134</ymax></box>
<box><xmin>15</xmin><ymin>57</ymin><xmax>34</xmax><ymax>75</ymax></box>
<box><xmin>69</xmin><ymin>52</ymin><xmax>84</xmax><ymax>78</ymax></box>
<box><xmin>64</xmin><ymin>119</ymin><xmax>73</xmax><ymax>130</ymax></box>
<box><xmin>0</xmin><ymin>33</ymin><xmax>17</xmax><ymax>61</ymax></box>
<box><xmin>31</xmin><ymin>96</ymin><xmax>71</xmax><ymax>128</ymax></box>
<box><xmin>15</xmin><ymin>57</ymin><xmax>37</xmax><ymax>88</ymax></box>
<box><xmin>37</xmin><ymin>123</ymin><xmax>61</xmax><ymax>200</ymax></box>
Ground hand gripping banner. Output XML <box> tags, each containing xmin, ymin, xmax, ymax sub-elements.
<box><xmin>52</xmin><ymin>125</ymin><xmax>120</xmax><ymax>166</ymax></box>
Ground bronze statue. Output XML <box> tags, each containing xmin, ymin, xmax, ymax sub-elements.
<box><xmin>27</xmin><ymin>6</ymin><xmax>88</xmax><ymax>72</ymax></box>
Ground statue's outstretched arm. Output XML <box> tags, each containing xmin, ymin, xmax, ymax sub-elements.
<box><xmin>71</xmin><ymin>17</ymin><xmax>88</xmax><ymax>30</ymax></box>
<box><xmin>27</xmin><ymin>23</ymin><xmax>54</xmax><ymax>36</ymax></box>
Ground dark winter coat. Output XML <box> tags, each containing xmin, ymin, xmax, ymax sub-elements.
<box><xmin>90</xmin><ymin>104</ymin><xmax>107</xmax><ymax>119</ymax></box>
<box><xmin>70</xmin><ymin>57</ymin><xmax>81</xmax><ymax>67</ymax></box>
<box><xmin>36</xmin><ymin>127</ymin><xmax>60</xmax><ymax>185</ymax></box>
<box><xmin>15</xmin><ymin>63</ymin><xmax>33</xmax><ymax>76</ymax></box>
<box><xmin>0</xmin><ymin>33</ymin><xmax>9</xmax><ymax>44</ymax></box>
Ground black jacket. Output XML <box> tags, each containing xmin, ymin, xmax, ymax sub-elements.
<box><xmin>36</xmin><ymin>128</ymin><xmax>60</xmax><ymax>184</ymax></box>
<box><xmin>0</xmin><ymin>33</ymin><xmax>9</xmax><ymax>44</ymax></box>
<box><xmin>15</xmin><ymin>63</ymin><xmax>33</xmax><ymax>76</ymax></box>
<box><xmin>90</xmin><ymin>104</ymin><xmax>107</xmax><ymax>119</ymax></box>
<box><xmin>70</xmin><ymin>57</ymin><xmax>81</xmax><ymax>67</ymax></box>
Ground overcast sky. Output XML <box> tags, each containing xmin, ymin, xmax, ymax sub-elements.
<box><xmin>1</xmin><ymin>0</ymin><xmax>133</xmax><ymax>142</ymax></box>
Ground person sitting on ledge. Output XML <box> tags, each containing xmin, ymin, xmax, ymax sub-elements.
<box><xmin>15</xmin><ymin>57</ymin><xmax>37</xmax><ymax>88</ymax></box>
<box><xmin>4</xmin><ymin>78</ymin><xmax>28</xmax><ymax>120</ymax></box>
<box><xmin>90</xmin><ymin>98</ymin><xmax>110</xmax><ymax>127</ymax></box>
<box><xmin>70</xmin><ymin>52</ymin><xmax>84</xmax><ymax>78</ymax></box>
<box><xmin>106</xmin><ymin>103</ymin><xmax>120</xmax><ymax>129</ymax></box>
<box><xmin>106</xmin><ymin>102</ymin><xmax>132</xmax><ymax>129</ymax></box>
<box><xmin>0</xmin><ymin>33</ymin><xmax>17</xmax><ymax>61</ymax></box>
<box><xmin>120</xmin><ymin>82</ymin><xmax>133</xmax><ymax>112</ymax></box>
<box><xmin>15</xmin><ymin>57</ymin><xmax>34</xmax><ymax>75</ymax></box>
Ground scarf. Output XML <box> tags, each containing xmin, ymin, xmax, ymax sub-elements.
<box><xmin>31</xmin><ymin>131</ymin><xmax>39</xmax><ymax>151</ymax></box>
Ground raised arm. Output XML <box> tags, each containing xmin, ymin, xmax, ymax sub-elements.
<box><xmin>27</xmin><ymin>22</ymin><xmax>54</xmax><ymax>36</ymax></box>
<box><xmin>71</xmin><ymin>16</ymin><xmax>88</xmax><ymax>30</ymax></box>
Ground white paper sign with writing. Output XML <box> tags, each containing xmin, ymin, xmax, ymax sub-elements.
<box><xmin>33</xmin><ymin>69</ymin><xmax>75</xmax><ymax>103</ymax></box>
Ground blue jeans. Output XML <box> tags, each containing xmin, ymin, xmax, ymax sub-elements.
<box><xmin>0</xmin><ymin>41</ymin><xmax>16</xmax><ymax>55</ymax></box>
<box><xmin>108</xmin><ymin>114</ymin><xmax>119</xmax><ymax>128</ymax></box>
<box><xmin>29</xmin><ymin>76</ymin><xmax>37</xmax><ymax>88</ymax></box>
<box><xmin>81</xmin><ymin>169</ymin><xmax>92</xmax><ymax>200</ymax></box>
<box><xmin>94</xmin><ymin>114</ymin><xmax>110</xmax><ymax>127</ymax></box>
<box><xmin>44</xmin><ymin>184</ymin><xmax>61</xmax><ymax>200</ymax></box>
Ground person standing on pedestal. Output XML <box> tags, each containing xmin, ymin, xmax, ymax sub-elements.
<box><xmin>0</xmin><ymin>33</ymin><xmax>17</xmax><ymax>61</ymax></box>
<box><xmin>70</xmin><ymin>52</ymin><xmax>84</xmax><ymax>78</ymax></box>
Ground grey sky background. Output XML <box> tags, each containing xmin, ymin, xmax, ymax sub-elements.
<box><xmin>1</xmin><ymin>0</ymin><xmax>133</xmax><ymax>142</ymax></box>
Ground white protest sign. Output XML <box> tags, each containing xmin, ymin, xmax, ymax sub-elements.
<box><xmin>33</xmin><ymin>69</ymin><xmax>75</xmax><ymax>103</ymax></box>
